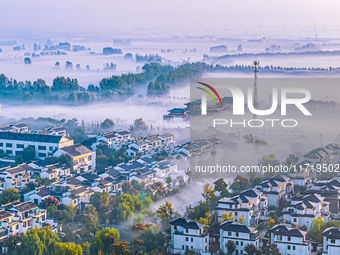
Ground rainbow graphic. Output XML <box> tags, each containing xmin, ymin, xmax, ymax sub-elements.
<box><xmin>196</xmin><ymin>82</ymin><xmax>222</xmax><ymax>106</ymax></box>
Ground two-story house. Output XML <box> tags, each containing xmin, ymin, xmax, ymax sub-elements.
<box><xmin>283</xmin><ymin>193</ymin><xmax>330</xmax><ymax>230</ymax></box>
<box><xmin>0</xmin><ymin>164</ymin><xmax>34</xmax><ymax>192</ymax></box>
<box><xmin>270</xmin><ymin>224</ymin><xmax>311</xmax><ymax>255</ymax></box>
<box><xmin>53</xmin><ymin>143</ymin><xmax>95</xmax><ymax>174</ymax></box>
<box><xmin>217</xmin><ymin>189</ymin><xmax>268</xmax><ymax>226</ymax></box>
<box><xmin>220</xmin><ymin>221</ymin><xmax>260</xmax><ymax>255</ymax></box>
<box><xmin>322</xmin><ymin>227</ymin><xmax>340</xmax><ymax>255</ymax></box>
<box><xmin>169</xmin><ymin>217</ymin><xmax>209</xmax><ymax>254</ymax></box>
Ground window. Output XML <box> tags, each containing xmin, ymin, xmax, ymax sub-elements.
<box><xmin>241</xmin><ymin>241</ymin><xmax>243</xmax><ymax>246</ymax></box>
<box><xmin>236</xmin><ymin>232</ymin><xmax>239</xmax><ymax>237</ymax></box>
<box><xmin>174</xmin><ymin>226</ymin><xmax>177</xmax><ymax>230</ymax></box>
<box><xmin>293</xmin><ymin>218</ymin><xmax>297</xmax><ymax>222</ymax></box>
<box><xmin>331</xmin><ymin>239</ymin><xmax>336</xmax><ymax>244</ymax></box>
<box><xmin>6</xmin><ymin>143</ymin><xmax>12</xmax><ymax>148</ymax></box>
<box><xmin>38</xmin><ymin>145</ymin><xmax>46</xmax><ymax>150</ymax></box>
<box><xmin>6</xmin><ymin>150</ymin><xmax>12</xmax><ymax>155</ymax></box>
<box><xmin>235</xmin><ymin>212</ymin><xmax>238</xmax><ymax>216</ymax></box>
<box><xmin>0</xmin><ymin>143</ymin><xmax>3</xmax><ymax>146</ymax></box>
<box><xmin>186</xmin><ymin>237</ymin><xmax>188</xmax><ymax>241</ymax></box>
<box><xmin>236</xmin><ymin>250</ymin><xmax>239</xmax><ymax>255</ymax></box>
<box><xmin>191</xmin><ymin>238</ymin><xmax>193</xmax><ymax>242</ymax></box>
<box><xmin>38</xmin><ymin>153</ymin><xmax>46</xmax><ymax>158</ymax></box>
<box><xmin>88</xmin><ymin>155</ymin><xmax>92</xmax><ymax>160</ymax></box>
<box><xmin>191</xmin><ymin>246</ymin><xmax>193</xmax><ymax>249</ymax></box>
<box><xmin>16</xmin><ymin>225</ymin><xmax>19</xmax><ymax>230</ymax></box>
<box><xmin>236</xmin><ymin>241</ymin><xmax>239</xmax><ymax>245</ymax></box>
<box><xmin>49</xmin><ymin>146</ymin><xmax>53</xmax><ymax>151</ymax></box>
<box><xmin>228</xmin><ymin>232</ymin><xmax>232</xmax><ymax>236</ymax></box>
<box><xmin>34</xmin><ymin>199</ymin><xmax>38</xmax><ymax>204</ymax></box>
<box><xmin>182</xmin><ymin>245</ymin><xmax>184</xmax><ymax>249</ymax></box>
<box><xmin>288</xmin><ymin>236</ymin><xmax>291</xmax><ymax>241</ymax></box>
<box><xmin>288</xmin><ymin>245</ymin><xmax>291</xmax><ymax>250</ymax></box>
<box><xmin>17</xmin><ymin>144</ymin><xmax>24</xmax><ymax>149</ymax></box>
<box><xmin>88</xmin><ymin>165</ymin><xmax>92</xmax><ymax>170</ymax></box>
<box><xmin>293</xmin><ymin>246</ymin><xmax>295</xmax><ymax>250</ymax></box>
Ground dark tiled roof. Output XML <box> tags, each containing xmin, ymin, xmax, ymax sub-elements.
<box><xmin>0</xmin><ymin>132</ymin><xmax>63</xmax><ymax>143</ymax></box>
<box><xmin>220</xmin><ymin>221</ymin><xmax>255</xmax><ymax>233</ymax></box>
<box><xmin>5</xmin><ymin>164</ymin><xmax>33</xmax><ymax>175</ymax></box>
<box><xmin>270</xmin><ymin>224</ymin><xmax>306</xmax><ymax>237</ymax></box>
<box><xmin>14</xmin><ymin>201</ymin><xmax>38</xmax><ymax>212</ymax></box>
<box><xmin>170</xmin><ymin>217</ymin><xmax>188</xmax><ymax>226</ymax></box>
<box><xmin>323</xmin><ymin>227</ymin><xmax>340</xmax><ymax>239</ymax></box>
<box><xmin>36</xmin><ymin>187</ymin><xmax>52</xmax><ymax>197</ymax></box>
<box><xmin>80</xmin><ymin>173</ymin><xmax>100</xmax><ymax>181</ymax></box>
<box><xmin>0</xmin><ymin>210</ymin><xmax>12</xmax><ymax>221</ymax></box>
<box><xmin>61</xmin><ymin>143</ymin><xmax>93</xmax><ymax>157</ymax></box>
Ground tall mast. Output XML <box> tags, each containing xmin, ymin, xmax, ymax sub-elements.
<box><xmin>253</xmin><ymin>57</ymin><xmax>260</xmax><ymax>119</ymax></box>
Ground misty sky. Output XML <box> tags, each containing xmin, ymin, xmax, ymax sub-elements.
<box><xmin>1</xmin><ymin>0</ymin><xmax>340</xmax><ymax>34</ymax></box>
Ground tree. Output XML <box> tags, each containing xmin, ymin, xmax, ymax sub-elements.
<box><xmin>81</xmin><ymin>241</ymin><xmax>90</xmax><ymax>255</ymax></box>
<box><xmin>244</xmin><ymin>243</ymin><xmax>259</xmax><ymax>255</ymax></box>
<box><xmin>238</xmin><ymin>215</ymin><xmax>245</xmax><ymax>224</ymax></box>
<box><xmin>55</xmin><ymin>242</ymin><xmax>82</xmax><ymax>255</ymax></box>
<box><xmin>4</xmin><ymin>234</ymin><xmax>21</xmax><ymax>255</ymax></box>
<box><xmin>44</xmin><ymin>197</ymin><xmax>60</xmax><ymax>207</ymax></box>
<box><xmin>90</xmin><ymin>192</ymin><xmax>110</xmax><ymax>215</ymax></box>
<box><xmin>226</xmin><ymin>240</ymin><xmax>236</xmax><ymax>255</ymax></box>
<box><xmin>230</xmin><ymin>175</ymin><xmax>250</xmax><ymax>191</ymax></box>
<box><xmin>214</xmin><ymin>178</ymin><xmax>228</xmax><ymax>192</ymax></box>
<box><xmin>0</xmin><ymin>188</ymin><xmax>20</xmax><ymax>204</ymax></box>
<box><xmin>156</xmin><ymin>201</ymin><xmax>175</xmax><ymax>223</ymax></box>
<box><xmin>202</xmin><ymin>184</ymin><xmax>216</xmax><ymax>204</ymax></box>
<box><xmin>262</xmin><ymin>243</ymin><xmax>280</xmax><ymax>255</ymax></box>
<box><xmin>21</xmin><ymin>181</ymin><xmax>37</xmax><ymax>194</ymax></box>
<box><xmin>90</xmin><ymin>227</ymin><xmax>120</xmax><ymax>255</ymax></box>
<box><xmin>23</xmin><ymin>92</ymin><xmax>32</xmax><ymax>101</ymax></box>
<box><xmin>22</xmin><ymin>146</ymin><xmax>36</xmax><ymax>162</ymax></box>
<box><xmin>111</xmin><ymin>240</ymin><xmax>130</xmax><ymax>255</ymax></box>
<box><xmin>139</xmin><ymin>229</ymin><xmax>165</xmax><ymax>253</ymax></box>
<box><xmin>308</xmin><ymin>217</ymin><xmax>326</xmax><ymax>243</ymax></box>
<box><xmin>285</xmin><ymin>154</ymin><xmax>299</xmax><ymax>167</ymax></box>
<box><xmin>101</xmin><ymin>118</ymin><xmax>114</xmax><ymax>129</ymax></box>
<box><xmin>63</xmin><ymin>203</ymin><xmax>77</xmax><ymax>223</ymax></box>
<box><xmin>222</xmin><ymin>212</ymin><xmax>233</xmax><ymax>222</ymax></box>
<box><xmin>19</xmin><ymin>227</ymin><xmax>59</xmax><ymax>255</ymax></box>
<box><xmin>24</xmin><ymin>57</ymin><xmax>32</xmax><ymax>64</ymax></box>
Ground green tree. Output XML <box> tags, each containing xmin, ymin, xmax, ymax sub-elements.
<box><xmin>262</xmin><ymin>243</ymin><xmax>280</xmax><ymax>255</ymax></box>
<box><xmin>226</xmin><ymin>240</ymin><xmax>236</xmax><ymax>255</ymax></box>
<box><xmin>63</xmin><ymin>203</ymin><xmax>77</xmax><ymax>223</ymax></box>
<box><xmin>230</xmin><ymin>175</ymin><xmax>250</xmax><ymax>191</ymax></box>
<box><xmin>101</xmin><ymin>118</ymin><xmax>115</xmax><ymax>129</ymax></box>
<box><xmin>81</xmin><ymin>241</ymin><xmax>90</xmax><ymax>255</ymax></box>
<box><xmin>244</xmin><ymin>243</ymin><xmax>260</xmax><ymax>255</ymax></box>
<box><xmin>90</xmin><ymin>227</ymin><xmax>120</xmax><ymax>255</ymax></box>
<box><xmin>0</xmin><ymin>188</ymin><xmax>20</xmax><ymax>204</ymax></box>
<box><xmin>90</xmin><ymin>192</ymin><xmax>110</xmax><ymax>215</ymax></box>
<box><xmin>202</xmin><ymin>184</ymin><xmax>216</xmax><ymax>204</ymax></box>
<box><xmin>4</xmin><ymin>234</ymin><xmax>21</xmax><ymax>255</ymax></box>
<box><xmin>156</xmin><ymin>201</ymin><xmax>175</xmax><ymax>224</ymax></box>
<box><xmin>55</xmin><ymin>242</ymin><xmax>82</xmax><ymax>255</ymax></box>
<box><xmin>22</xmin><ymin>146</ymin><xmax>36</xmax><ymax>162</ymax></box>
<box><xmin>285</xmin><ymin>154</ymin><xmax>299</xmax><ymax>167</ymax></box>
<box><xmin>139</xmin><ymin>230</ymin><xmax>165</xmax><ymax>253</ymax></box>
<box><xmin>308</xmin><ymin>217</ymin><xmax>326</xmax><ymax>243</ymax></box>
<box><xmin>214</xmin><ymin>178</ymin><xmax>228</xmax><ymax>192</ymax></box>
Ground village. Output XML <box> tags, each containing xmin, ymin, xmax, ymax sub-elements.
<box><xmin>0</xmin><ymin>121</ymin><xmax>338</xmax><ymax>255</ymax></box>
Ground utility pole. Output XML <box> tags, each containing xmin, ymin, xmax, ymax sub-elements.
<box><xmin>253</xmin><ymin>58</ymin><xmax>260</xmax><ymax>119</ymax></box>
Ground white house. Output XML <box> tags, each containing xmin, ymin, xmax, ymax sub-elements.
<box><xmin>0</xmin><ymin>164</ymin><xmax>34</xmax><ymax>192</ymax></box>
<box><xmin>0</xmin><ymin>132</ymin><xmax>73</xmax><ymax>159</ymax></box>
<box><xmin>217</xmin><ymin>189</ymin><xmax>268</xmax><ymax>226</ymax></box>
<box><xmin>283</xmin><ymin>193</ymin><xmax>330</xmax><ymax>230</ymax></box>
<box><xmin>219</xmin><ymin>221</ymin><xmax>260</xmax><ymax>255</ymax></box>
<box><xmin>169</xmin><ymin>217</ymin><xmax>209</xmax><ymax>254</ymax></box>
<box><xmin>54</xmin><ymin>143</ymin><xmax>95</xmax><ymax>174</ymax></box>
<box><xmin>270</xmin><ymin>224</ymin><xmax>311</xmax><ymax>255</ymax></box>
<box><xmin>323</xmin><ymin>227</ymin><xmax>340</xmax><ymax>255</ymax></box>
